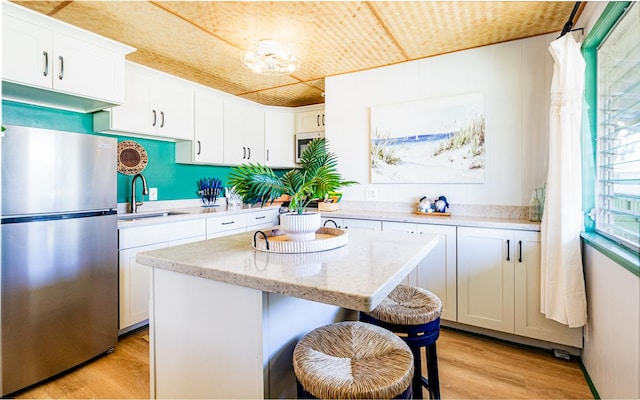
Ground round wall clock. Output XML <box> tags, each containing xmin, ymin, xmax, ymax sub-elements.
<box><xmin>117</xmin><ymin>140</ymin><xmax>148</xmax><ymax>175</ymax></box>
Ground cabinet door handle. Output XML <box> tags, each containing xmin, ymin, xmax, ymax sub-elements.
<box><xmin>255</xmin><ymin>216</ymin><xmax>266</xmax><ymax>220</ymax></box>
<box><xmin>317</xmin><ymin>115</ymin><xmax>320</xmax><ymax>127</ymax></box>
<box><xmin>247</xmin><ymin>147</ymin><xmax>251</xmax><ymax>159</ymax></box>
<box><xmin>323</xmin><ymin>219</ymin><xmax>338</xmax><ymax>228</ymax></box>
<box><xmin>266</xmin><ymin>149</ymin><xmax>269</xmax><ymax>162</ymax></box>
<box><xmin>160</xmin><ymin>111</ymin><xmax>165</xmax><ymax>128</ymax></box>
<box><xmin>221</xmin><ymin>221</ymin><xmax>235</xmax><ymax>226</ymax></box>
<box><xmin>506</xmin><ymin>239</ymin><xmax>510</xmax><ymax>261</ymax></box>
<box><xmin>58</xmin><ymin>56</ymin><xmax>64</xmax><ymax>80</ymax></box>
<box><xmin>518</xmin><ymin>240</ymin><xmax>523</xmax><ymax>263</ymax></box>
<box><xmin>243</xmin><ymin>147</ymin><xmax>246</xmax><ymax>159</ymax></box>
<box><xmin>152</xmin><ymin>110</ymin><xmax>157</xmax><ymax>127</ymax></box>
<box><xmin>322</xmin><ymin>114</ymin><xmax>325</xmax><ymax>126</ymax></box>
<box><xmin>43</xmin><ymin>51</ymin><xmax>49</xmax><ymax>77</ymax></box>
<box><xmin>197</xmin><ymin>140</ymin><xmax>201</xmax><ymax>155</ymax></box>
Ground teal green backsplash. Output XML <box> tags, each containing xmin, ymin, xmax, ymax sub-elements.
<box><xmin>1</xmin><ymin>100</ymin><xmax>237</xmax><ymax>203</ymax></box>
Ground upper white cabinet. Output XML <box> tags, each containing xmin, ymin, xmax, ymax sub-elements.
<box><xmin>176</xmin><ymin>87</ymin><xmax>224</xmax><ymax>164</ymax></box>
<box><xmin>2</xmin><ymin>2</ymin><xmax>134</xmax><ymax>113</ymax></box>
<box><xmin>265</xmin><ymin>108</ymin><xmax>295</xmax><ymax>168</ymax></box>
<box><xmin>382</xmin><ymin>221</ymin><xmax>457</xmax><ymax>322</ymax></box>
<box><xmin>94</xmin><ymin>62</ymin><xmax>194</xmax><ymax>140</ymax></box>
<box><xmin>457</xmin><ymin>227</ymin><xmax>582</xmax><ymax>347</ymax></box>
<box><xmin>223</xmin><ymin>97</ymin><xmax>265</xmax><ymax>165</ymax></box>
<box><xmin>295</xmin><ymin>106</ymin><xmax>325</xmax><ymax>133</ymax></box>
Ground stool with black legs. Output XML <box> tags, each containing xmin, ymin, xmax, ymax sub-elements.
<box><xmin>360</xmin><ymin>285</ymin><xmax>442</xmax><ymax>399</ymax></box>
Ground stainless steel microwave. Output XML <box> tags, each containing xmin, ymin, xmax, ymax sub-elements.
<box><xmin>295</xmin><ymin>132</ymin><xmax>325</xmax><ymax>163</ymax></box>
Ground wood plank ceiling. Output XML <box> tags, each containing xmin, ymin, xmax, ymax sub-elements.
<box><xmin>12</xmin><ymin>1</ymin><xmax>583</xmax><ymax>107</ymax></box>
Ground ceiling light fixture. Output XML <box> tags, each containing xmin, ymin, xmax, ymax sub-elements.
<box><xmin>241</xmin><ymin>39</ymin><xmax>300</xmax><ymax>76</ymax></box>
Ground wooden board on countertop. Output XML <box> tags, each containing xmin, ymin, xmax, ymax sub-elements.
<box><xmin>416</xmin><ymin>211</ymin><xmax>451</xmax><ymax>216</ymax></box>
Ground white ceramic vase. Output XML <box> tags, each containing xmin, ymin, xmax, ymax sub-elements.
<box><xmin>279</xmin><ymin>212</ymin><xmax>321</xmax><ymax>242</ymax></box>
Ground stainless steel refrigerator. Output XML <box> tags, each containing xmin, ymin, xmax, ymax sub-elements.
<box><xmin>1</xmin><ymin>125</ymin><xmax>118</xmax><ymax>396</ymax></box>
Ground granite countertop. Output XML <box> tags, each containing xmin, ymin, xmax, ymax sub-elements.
<box><xmin>320</xmin><ymin>209</ymin><xmax>540</xmax><ymax>231</ymax></box>
<box><xmin>117</xmin><ymin>199</ymin><xmax>539</xmax><ymax>231</ymax></box>
<box><xmin>136</xmin><ymin>229</ymin><xmax>439</xmax><ymax>312</ymax></box>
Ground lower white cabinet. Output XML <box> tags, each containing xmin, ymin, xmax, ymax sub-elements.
<box><xmin>206</xmin><ymin>213</ymin><xmax>247</xmax><ymax>239</ymax></box>
<box><xmin>457</xmin><ymin>226</ymin><xmax>582</xmax><ymax>347</ymax></box>
<box><xmin>321</xmin><ymin>217</ymin><xmax>381</xmax><ymax>231</ymax></box>
<box><xmin>246</xmin><ymin>208</ymin><xmax>280</xmax><ymax>231</ymax></box>
<box><xmin>382</xmin><ymin>221</ymin><xmax>457</xmax><ymax>322</ymax></box>
<box><xmin>118</xmin><ymin>219</ymin><xmax>206</xmax><ymax>333</ymax></box>
<box><xmin>119</xmin><ymin>209</ymin><xmax>281</xmax><ymax>334</ymax></box>
<box><xmin>206</xmin><ymin>209</ymin><xmax>280</xmax><ymax>239</ymax></box>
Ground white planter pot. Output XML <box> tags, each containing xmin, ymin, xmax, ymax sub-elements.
<box><xmin>279</xmin><ymin>212</ymin><xmax>321</xmax><ymax>242</ymax></box>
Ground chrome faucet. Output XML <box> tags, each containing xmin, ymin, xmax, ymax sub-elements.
<box><xmin>131</xmin><ymin>173</ymin><xmax>149</xmax><ymax>213</ymax></box>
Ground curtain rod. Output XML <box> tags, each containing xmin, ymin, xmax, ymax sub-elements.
<box><xmin>559</xmin><ymin>1</ymin><xmax>582</xmax><ymax>38</ymax></box>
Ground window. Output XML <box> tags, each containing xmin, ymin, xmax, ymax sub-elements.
<box><xmin>595</xmin><ymin>2</ymin><xmax>640</xmax><ymax>253</ymax></box>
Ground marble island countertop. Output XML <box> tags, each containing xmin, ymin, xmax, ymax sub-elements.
<box><xmin>136</xmin><ymin>229</ymin><xmax>439</xmax><ymax>312</ymax></box>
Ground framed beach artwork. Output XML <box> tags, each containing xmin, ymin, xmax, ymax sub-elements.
<box><xmin>370</xmin><ymin>93</ymin><xmax>485</xmax><ymax>183</ymax></box>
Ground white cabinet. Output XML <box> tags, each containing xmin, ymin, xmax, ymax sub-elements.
<box><xmin>2</xmin><ymin>2</ymin><xmax>133</xmax><ymax>113</ymax></box>
<box><xmin>94</xmin><ymin>62</ymin><xmax>194</xmax><ymax>140</ymax></box>
<box><xmin>457</xmin><ymin>227</ymin><xmax>515</xmax><ymax>332</ymax></box>
<box><xmin>223</xmin><ymin>97</ymin><xmax>265</xmax><ymax>164</ymax></box>
<box><xmin>265</xmin><ymin>108</ymin><xmax>295</xmax><ymax>168</ymax></box>
<box><xmin>118</xmin><ymin>219</ymin><xmax>206</xmax><ymax>333</ymax></box>
<box><xmin>175</xmin><ymin>87</ymin><xmax>224</xmax><ymax>164</ymax></box>
<box><xmin>246</xmin><ymin>208</ymin><xmax>280</xmax><ymax>231</ymax></box>
<box><xmin>457</xmin><ymin>227</ymin><xmax>582</xmax><ymax>347</ymax></box>
<box><xmin>206</xmin><ymin>209</ymin><xmax>280</xmax><ymax>239</ymax></box>
<box><xmin>513</xmin><ymin>232</ymin><xmax>583</xmax><ymax>347</ymax></box>
<box><xmin>296</xmin><ymin>107</ymin><xmax>325</xmax><ymax>133</ymax></box>
<box><xmin>207</xmin><ymin>214</ymin><xmax>247</xmax><ymax>239</ymax></box>
<box><xmin>382</xmin><ymin>221</ymin><xmax>457</xmax><ymax>322</ymax></box>
<box><xmin>321</xmin><ymin>217</ymin><xmax>381</xmax><ymax>231</ymax></box>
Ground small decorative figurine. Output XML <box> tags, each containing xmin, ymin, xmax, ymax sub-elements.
<box><xmin>417</xmin><ymin>196</ymin><xmax>434</xmax><ymax>213</ymax></box>
<box><xmin>434</xmin><ymin>195</ymin><xmax>449</xmax><ymax>213</ymax></box>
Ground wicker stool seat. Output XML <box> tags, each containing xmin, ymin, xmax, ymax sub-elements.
<box><xmin>293</xmin><ymin>321</ymin><xmax>415</xmax><ymax>399</ymax></box>
<box><xmin>360</xmin><ymin>285</ymin><xmax>443</xmax><ymax>399</ymax></box>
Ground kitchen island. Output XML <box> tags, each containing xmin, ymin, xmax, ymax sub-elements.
<box><xmin>136</xmin><ymin>228</ymin><xmax>438</xmax><ymax>399</ymax></box>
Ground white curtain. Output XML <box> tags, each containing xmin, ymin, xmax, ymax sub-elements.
<box><xmin>540</xmin><ymin>33</ymin><xmax>587</xmax><ymax>328</ymax></box>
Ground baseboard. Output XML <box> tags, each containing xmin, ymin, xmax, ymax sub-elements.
<box><xmin>440</xmin><ymin>320</ymin><xmax>582</xmax><ymax>356</ymax></box>
<box><xmin>578</xmin><ymin>359</ymin><xmax>600</xmax><ymax>399</ymax></box>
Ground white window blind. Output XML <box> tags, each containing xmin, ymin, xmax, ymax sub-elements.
<box><xmin>596</xmin><ymin>2</ymin><xmax>640</xmax><ymax>252</ymax></box>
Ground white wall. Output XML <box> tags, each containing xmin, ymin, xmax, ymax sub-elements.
<box><xmin>325</xmin><ymin>34</ymin><xmax>556</xmax><ymax>206</ymax></box>
<box><xmin>577</xmin><ymin>4</ymin><xmax>640</xmax><ymax>399</ymax></box>
<box><xmin>582</xmin><ymin>245</ymin><xmax>640</xmax><ymax>399</ymax></box>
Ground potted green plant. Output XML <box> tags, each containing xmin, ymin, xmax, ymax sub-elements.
<box><xmin>227</xmin><ymin>138</ymin><xmax>357</xmax><ymax>241</ymax></box>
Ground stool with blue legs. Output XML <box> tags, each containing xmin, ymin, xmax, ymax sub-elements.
<box><xmin>360</xmin><ymin>285</ymin><xmax>442</xmax><ymax>399</ymax></box>
<box><xmin>293</xmin><ymin>321</ymin><xmax>415</xmax><ymax>399</ymax></box>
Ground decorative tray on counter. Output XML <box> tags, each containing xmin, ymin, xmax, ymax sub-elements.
<box><xmin>252</xmin><ymin>227</ymin><xmax>348</xmax><ymax>253</ymax></box>
<box><xmin>415</xmin><ymin>211</ymin><xmax>451</xmax><ymax>217</ymax></box>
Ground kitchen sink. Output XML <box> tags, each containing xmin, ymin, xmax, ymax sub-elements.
<box><xmin>117</xmin><ymin>211</ymin><xmax>189</xmax><ymax>221</ymax></box>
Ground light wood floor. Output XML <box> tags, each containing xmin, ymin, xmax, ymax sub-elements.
<box><xmin>13</xmin><ymin>327</ymin><xmax>592</xmax><ymax>399</ymax></box>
